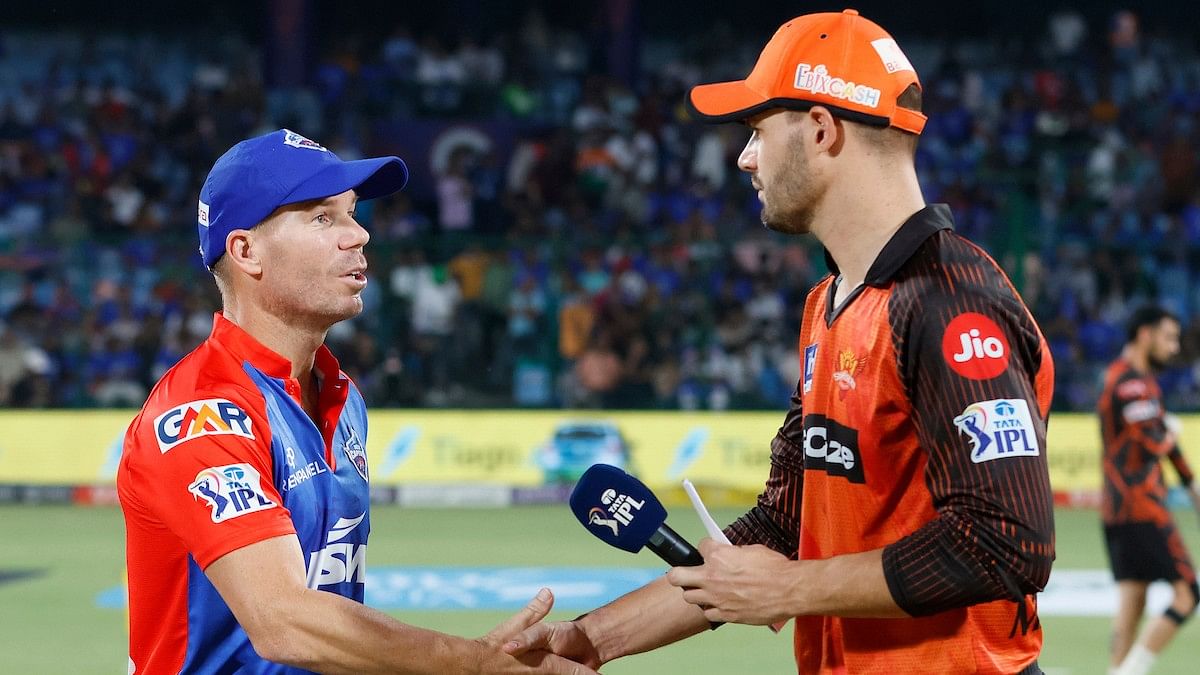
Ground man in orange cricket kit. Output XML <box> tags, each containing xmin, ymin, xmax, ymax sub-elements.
<box><xmin>1098</xmin><ymin>306</ymin><xmax>1198</xmax><ymax>675</ymax></box>
<box><xmin>504</xmin><ymin>9</ymin><xmax>1055</xmax><ymax>674</ymax></box>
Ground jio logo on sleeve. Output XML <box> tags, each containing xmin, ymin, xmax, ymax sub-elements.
<box><xmin>941</xmin><ymin>312</ymin><xmax>1010</xmax><ymax>380</ymax></box>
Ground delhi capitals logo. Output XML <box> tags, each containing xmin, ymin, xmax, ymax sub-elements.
<box><xmin>282</xmin><ymin>129</ymin><xmax>328</xmax><ymax>152</ymax></box>
<box><xmin>342</xmin><ymin>427</ymin><xmax>368</xmax><ymax>481</ymax></box>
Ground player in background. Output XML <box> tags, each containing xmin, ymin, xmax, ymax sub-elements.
<box><xmin>505</xmin><ymin>9</ymin><xmax>1055</xmax><ymax>674</ymax></box>
<box><xmin>1099</xmin><ymin>305</ymin><xmax>1199</xmax><ymax>675</ymax></box>
<box><xmin>118</xmin><ymin>129</ymin><xmax>596</xmax><ymax>675</ymax></box>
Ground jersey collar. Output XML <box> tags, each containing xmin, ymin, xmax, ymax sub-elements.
<box><xmin>208</xmin><ymin>312</ymin><xmax>343</xmax><ymax>382</ymax></box>
<box><xmin>823</xmin><ymin>203</ymin><xmax>955</xmax><ymax>287</ymax></box>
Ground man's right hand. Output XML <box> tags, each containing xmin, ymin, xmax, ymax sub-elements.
<box><xmin>501</xmin><ymin>620</ymin><xmax>604</xmax><ymax>671</ymax></box>
<box><xmin>477</xmin><ymin>590</ymin><xmax>601</xmax><ymax>675</ymax></box>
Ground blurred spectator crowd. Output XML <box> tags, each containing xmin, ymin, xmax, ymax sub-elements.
<box><xmin>0</xmin><ymin>9</ymin><xmax>1199</xmax><ymax>412</ymax></box>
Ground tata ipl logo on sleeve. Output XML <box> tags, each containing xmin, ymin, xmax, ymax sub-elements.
<box><xmin>155</xmin><ymin>399</ymin><xmax>254</xmax><ymax>453</ymax></box>
<box><xmin>187</xmin><ymin>464</ymin><xmax>276</xmax><ymax>523</ymax></box>
<box><xmin>942</xmin><ymin>313</ymin><xmax>1011</xmax><ymax>380</ymax></box>
<box><xmin>953</xmin><ymin>399</ymin><xmax>1040</xmax><ymax>463</ymax></box>
<box><xmin>587</xmin><ymin>489</ymin><xmax>645</xmax><ymax>537</ymax></box>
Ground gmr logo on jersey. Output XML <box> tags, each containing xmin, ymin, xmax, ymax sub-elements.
<box><xmin>155</xmin><ymin>399</ymin><xmax>254</xmax><ymax>453</ymax></box>
<box><xmin>307</xmin><ymin>513</ymin><xmax>367</xmax><ymax>588</ymax></box>
<box><xmin>188</xmin><ymin>464</ymin><xmax>275</xmax><ymax>523</ymax></box>
<box><xmin>587</xmin><ymin>489</ymin><xmax>645</xmax><ymax>536</ymax></box>
<box><xmin>942</xmin><ymin>313</ymin><xmax>1011</xmax><ymax>380</ymax></box>
<box><xmin>801</xmin><ymin>414</ymin><xmax>865</xmax><ymax>483</ymax></box>
<box><xmin>953</xmin><ymin>399</ymin><xmax>1040</xmax><ymax>463</ymax></box>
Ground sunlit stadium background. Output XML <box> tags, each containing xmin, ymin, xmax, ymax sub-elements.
<box><xmin>1</xmin><ymin>1</ymin><xmax>1198</xmax><ymax>672</ymax></box>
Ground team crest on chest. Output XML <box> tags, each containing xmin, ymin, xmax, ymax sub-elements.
<box><xmin>342</xmin><ymin>427</ymin><xmax>368</xmax><ymax>481</ymax></box>
<box><xmin>832</xmin><ymin>349</ymin><xmax>866</xmax><ymax>399</ymax></box>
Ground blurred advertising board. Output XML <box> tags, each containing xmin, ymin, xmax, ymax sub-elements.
<box><xmin>0</xmin><ymin>411</ymin><xmax>1195</xmax><ymax>506</ymax></box>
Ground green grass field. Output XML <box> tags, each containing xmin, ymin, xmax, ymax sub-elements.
<box><xmin>1</xmin><ymin>505</ymin><xmax>1198</xmax><ymax>673</ymax></box>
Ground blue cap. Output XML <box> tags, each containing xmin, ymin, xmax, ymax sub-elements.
<box><xmin>197</xmin><ymin>129</ymin><xmax>408</xmax><ymax>267</ymax></box>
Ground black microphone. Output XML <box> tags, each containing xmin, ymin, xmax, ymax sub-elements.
<box><xmin>569</xmin><ymin>464</ymin><xmax>722</xmax><ymax>629</ymax></box>
<box><xmin>569</xmin><ymin>463</ymin><xmax>704</xmax><ymax>568</ymax></box>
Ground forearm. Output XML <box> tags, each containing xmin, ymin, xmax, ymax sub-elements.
<box><xmin>1167</xmin><ymin>446</ymin><xmax>1194</xmax><ymax>486</ymax></box>
<box><xmin>261</xmin><ymin>589</ymin><xmax>479</xmax><ymax>674</ymax></box>
<box><xmin>579</xmin><ymin>576</ymin><xmax>711</xmax><ymax>663</ymax></box>
<box><xmin>791</xmin><ymin>548</ymin><xmax>907</xmax><ymax>618</ymax></box>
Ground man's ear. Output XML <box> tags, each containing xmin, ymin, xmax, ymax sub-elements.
<box><xmin>807</xmin><ymin>106</ymin><xmax>843</xmax><ymax>154</ymax></box>
<box><xmin>225</xmin><ymin>230</ymin><xmax>264</xmax><ymax>277</ymax></box>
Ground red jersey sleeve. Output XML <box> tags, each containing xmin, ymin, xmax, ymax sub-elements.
<box><xmin>881</xmin><ymin>239</ymin><xmax>1055</xmax><ymax>617</ymax></box>
<box><xmin>119</xmin><ymin>391</ymin><xmax>296</xmax><ymax>569</ymax></box>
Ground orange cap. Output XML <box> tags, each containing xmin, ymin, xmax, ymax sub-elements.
<box><xmin>689</xmin><ymin>9</ymin><xmax>926</xmax><ymax>134</ymax></box>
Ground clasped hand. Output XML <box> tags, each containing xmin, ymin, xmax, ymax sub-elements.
<box><xmin>665</xmin><ymin>538</ymin><xmax>798</xmax><ymax>626</ymax></box>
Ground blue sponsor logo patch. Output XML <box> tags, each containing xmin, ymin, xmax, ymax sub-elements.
<box><xmin>802</xmin><ymin>344</ymin><xmax>818</xmax><ymax>394</ymax></box>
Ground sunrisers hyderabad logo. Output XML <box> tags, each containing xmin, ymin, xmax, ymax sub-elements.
<box><xmin>832</xmin><ymin>349</ymin><xmax>865</xmax><ymax>400</ymax></box>
<box><xmin>942</xmin><ymin>313</ymin><xmax>1010</xmax><ymax>380</ymax></box>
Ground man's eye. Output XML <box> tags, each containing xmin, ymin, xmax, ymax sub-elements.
<box><xmin>315</xmin><ymin>213</ymin><xmax>330</xmax><ymax>224</ymax></box>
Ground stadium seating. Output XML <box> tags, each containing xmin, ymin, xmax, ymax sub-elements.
<box><xmin>0</xmin><ymin>10</ymin><xmax>1197</xmax><ymax>412</ymax></box>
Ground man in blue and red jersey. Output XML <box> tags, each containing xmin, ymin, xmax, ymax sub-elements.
<box><xmin>1098</xmin><ymin>306</ymin><xmax>1199</xmax><ymax>675</ymax></box>
<box><xmin>506</xmin><ymin>10</ymin><xmax>1055</xmax><ymax>674</ymax></box>
<box><xmin>118</xmin><ymin>129</ymin><xmax>596</xmax><ymax>675</ymax></box>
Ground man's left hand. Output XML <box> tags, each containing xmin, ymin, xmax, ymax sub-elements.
<box><xmin>665</xmin><ymin>539</ymin><xmax>799</xmax><ymax>626</ymax></box>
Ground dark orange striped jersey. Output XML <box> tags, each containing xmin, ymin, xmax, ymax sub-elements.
<box><xmin>1098</xmin><ymin>358</ymin><xmax>1193</xmax><ymax>526</ymax></box>
<box><xmin>725</xmin><ymin>205</ymin><xmax>1055</xmax><ymax>674</ymax></box>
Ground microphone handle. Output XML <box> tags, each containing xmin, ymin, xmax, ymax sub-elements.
<box><xmin>647</xmin><ymin>523</ymin><xmax>723</xmax><ymax>630</ymax></box>
<box><xmin>646</xmin><ymin>523</ymin><xmax>704</xmax><ymax>566</ymax></box>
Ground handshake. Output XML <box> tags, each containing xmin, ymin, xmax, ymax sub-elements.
<box><xmin>485</xmin><ymin>465</ymin><xmax>794</xmax><ymax>674</ymax></box>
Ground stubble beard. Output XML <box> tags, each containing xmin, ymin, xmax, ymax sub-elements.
<box><xmin>265</xmin><ymin>276</ymin><xmax>364</xmax><ymax>334</ymax></box>
<box><xmin>761</xmin><ymin>198</ymin><xmax>814</xmax><ymax>235</ymax></box>
<box><xmin>758</xmin><ymin>142</ymin><xmax>817</xmax><ymax>236</ymax></box>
